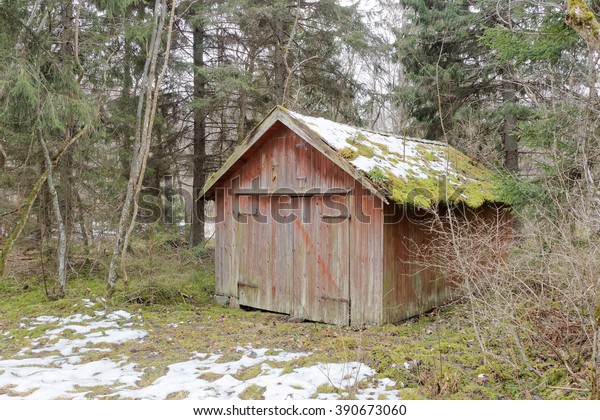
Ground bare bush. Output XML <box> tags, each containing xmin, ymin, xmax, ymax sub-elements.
<box><xmin>419</xmin><ymin>196</ymin><xmax>600</xmax><ymax>398</ymax></box>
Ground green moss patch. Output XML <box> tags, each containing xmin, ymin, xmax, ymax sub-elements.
<box><xmin>368</xmin><ymin>168</ymin><xmax>388</xmax><ymax>186</ymax></box>
<box><xmin>337</xmin><ymin>130</ymin><xmax>501</xmax><ymax>209</ymax></box>
<box><xmin>346</xmin><ymin>133</ymin><xmax>376</xmax><ymax>159</ymax></box>
<box><xmin>215</xmin><ymin>352</ymin><xmax>244</xmax><ymax>364</ymax></box>
<box><xmin>0</xmin><ymin>243</ymin><xmax>580</xmax><ymax>400</ymax></box>
<box><xmin>233</xmin><ymin>364</ymin><xmax>264</xmax><ymax>381</ymax></box>
<box><xmin>339</xmin><ymin>147</ymin><xmax>360</xmax><ymax>160</ymax></box>
<box><xmin>239</xmin><ymin>384</ymin><xmax>266</xmax><ymax>400</ymax></box>
<box><xmin>316</xmin><ymin>383</ymin><xmax>341</xmax><ymax>394</ymax></box>
<box><xmin>199</xmin><ymin>372</ymin><xmax>225</xmax><ymax>382</ymax></box>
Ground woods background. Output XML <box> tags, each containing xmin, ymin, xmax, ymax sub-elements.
<box><xmin>2</xmin><ymin>0</ymin><xmax>600</xmax><ymax>398</ymax></box>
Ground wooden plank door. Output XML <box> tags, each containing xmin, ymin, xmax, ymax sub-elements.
<box><xmin>292</xmin><ymin>195</ymin><xmax>351</xmax><ymax>325</ymax></box>
<box><xmin>237</xmin><ymin>196</ymin><xmax>294</xmax><ymax>314</ymax></box>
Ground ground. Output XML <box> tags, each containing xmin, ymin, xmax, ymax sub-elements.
<box><xmin>0</xmin><ymin>241</ymin><xmax>579</xmax><ymax>400</ymax></box>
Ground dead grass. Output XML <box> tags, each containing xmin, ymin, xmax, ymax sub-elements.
<box><xmin>166</xmin><ymin>390</ymin><xmax>189</xmax><ymax>400</ymax></box>
<box><xmin>198</xmin><ymin>372</ymin><xmax>224</xmax><ymax>382</ymax></box>
<box><xmin>239</xmin><ymin>384</ymin><xmax>266</xmax><ymax>400</ymax></box>
<box><xmin>0</xmin><ymin>243</ymin><xmax>585</xmax><ymax>400</ymax></box>
<box><xmin>233</xmin><ymin>364</ymin><xmax>264</xmax><ymax>381</ymax></box>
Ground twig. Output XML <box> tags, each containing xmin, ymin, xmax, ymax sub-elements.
<box><xmin>547</xmin><ymin>386</ymin><xmax>589</xmax><ymax>392</ymax></box>
<box><xmin>39</xmin><ymin>231</ymin><xmax>48</xmax><ymax>298</ymax></box>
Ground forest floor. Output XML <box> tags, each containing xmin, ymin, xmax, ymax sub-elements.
<box><xmin>0</xmin><ymin>240</ymin><xmax>581</xmax><ymax>400</ymax></box>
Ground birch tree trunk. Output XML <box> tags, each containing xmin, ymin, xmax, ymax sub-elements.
<box><xmin>59</xmin><ymin>0</ymin><xmax>75</xmax><ymax>261</ymax></box>
<box><xmin>107</xmin><ymin>0</ymin><xmax>177</xmax><ymax>295</ymax></box>
<box><xmin>0</xmin><ymin>127</ymin><xmax>88</xmax><ymax>278</ymax></box>
<box><xmin>39</xmin><ymin>134</ymin><xmax>67</xmax><ymax>298</ymax></box>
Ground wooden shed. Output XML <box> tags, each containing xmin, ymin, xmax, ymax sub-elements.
<box><xmin>201</xmin><ymin>106</ymin><xmax>510</xmax><ymax>326</ymax></box>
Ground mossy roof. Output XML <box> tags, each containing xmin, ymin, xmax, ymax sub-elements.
<box><xmin>288</xmin><ymin>111</ymin><xmax>501</xmax><ymax>208</ymax></box>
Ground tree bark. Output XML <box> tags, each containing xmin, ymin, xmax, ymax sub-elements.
<box><xmin>75</xmin><ymin>188</ymin><xmax>91</xmax><ymax>250</ymax></box>
<box><xmin>273</xmin><ymin>2</ymin><xmax>289</xmax><ymax>107</ymax></box>
<box><xmin>38</xmin><ymin>163</ymin><xmax>52</xmax><ymax>242</ymax></box>
<box><xmin>56</xmin><ymin>0</ymin><xmax>75</xmax><ymax>270</ymax></box>
<box><xmin>502</xmin><ymin>79</ymin><xmax>519</xmax><ymax>173</ymax></box>
<box><xmin>39</xmin><ymin>133</ymin><xmax>67</xmax><ymax>298</ymax></box>
<box><xmin>59</xmin><ymin>143</ymin><xmax>74</xmax><ymax>263</ymax></box>
<box><xmin>0</xmin><ymin>126</ymin><xmax>88</xmax><ymax>277</ymax></box>
<box><xmin>238</xmin><ymin>44</ymin><xmax>256</xmax><ymax>142</ymax></box>
<box><xmin>190</xmin><ymin>9</ymin><xmax>207</xmax><ymax>247</ymax></box>
<box><xmin>566</xmin><ymin>0</ymin><xmax>600</xmax><ymax>54</ymax></box>
<box><xmin>107</xmin><ymin>0</ymin><xmax>176</xmax><ymax>293</ymax></box>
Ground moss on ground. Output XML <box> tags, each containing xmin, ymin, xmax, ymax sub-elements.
<box><xmin>234</xmin><ymin>364</ymin><xmax>264</xmax><ymax>381</ymax></box>
<box><xmin>239</xmin><ymin>384</ymin><xmax>266</xmax><ymax>400</ymax></box>
<box><xmin>0</xmin><ymin>246</ymin><xmax>585</xmax><ymax>400</ymax></box>
<box><xmin>316</xmin><ymin>383</ymin><xmax>341</xmax><ymax>394</ymax></box>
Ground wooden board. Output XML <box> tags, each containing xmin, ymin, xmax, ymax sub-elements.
<box><xmin>213</xmin><ymin>125</ymin><xmax>387</xmax><ymax>326</ymax></box>
<box><xmin>292</xmin><ymin>196</ymin><xmax>351</xmax><ymax>325</ymax></box>
<box><xmin>348</xmin><ymin>182</ymin><xmax>384</xmax><ymax>326</ymax></box>
<box><xmin>237</xmin><ymin>196</ymin><xmax>294</xmax><ymax>314</ymax></box>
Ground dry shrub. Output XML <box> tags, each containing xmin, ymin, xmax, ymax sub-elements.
<box><xmin>125</xmin><ymin>277</ymin><xmax>197</xmax><ymax>306</ymax></box>
<box><xmin>418</xmin><ymin>199</ymin><xmax>600</xmax><ymax>398</ymax></box>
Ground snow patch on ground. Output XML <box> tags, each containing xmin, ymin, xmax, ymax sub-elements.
<box><xmin>116</xmin><ymin>347</ymin><xmax>397</xmax><ymax>400</ymax></box>
<box><xmin>0</xmin><ymin>301</ymin><xmax>399</xmax><ymax>400</ymax></box>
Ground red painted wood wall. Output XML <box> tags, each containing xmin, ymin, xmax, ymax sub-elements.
<box><xmin>213</xmin><ymin>122</ymin><xmax>511</xmax><ymax>326</ymax></box>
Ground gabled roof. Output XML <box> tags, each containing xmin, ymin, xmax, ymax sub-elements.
<box><xmin>201</xmin><ymin>106</ymin><xmax>500</xmax><ymax>208</ymax></box>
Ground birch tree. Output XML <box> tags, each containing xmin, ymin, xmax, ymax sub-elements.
<box><xmin>107</xmin><ymin>0</ymin><xmax>177</xmax><ymax>295</ymax></box>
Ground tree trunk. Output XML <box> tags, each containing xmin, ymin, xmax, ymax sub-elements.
<box><xmin>107</xmin><ymin>0</ymin><xmax>176</xmax><ymax>293</ymax></box>
<box><xmin>502</xmin><ymin>79</ymin><xmax>519</xmax><ymax>173</ymax></box>
<box><xmin>75</xmin><ymin>188</ymin><xmax>91</xmax><ymax>250</ymax></box>
<box><xmin>566</xmin><ymin>0</ymin><xmax>600</xmax><ymax>54</ymax></box>
<box><xmin>190</xmin><ymin>11</ymin><xmax>207</xmax><ymax>247</ymax></box>
<box><xmin>40</xmin><ymin>134</ymin><xmax>67</xmax><ymax>298</ymax></box>
<box><xmin>38</xmin><ymin>163</ymin><xmax>52</xmax><ymax>242</ymax></box>
<box><xmin>59</xmin><ymin>143</ymin><xmax>74</xmax><ymax>264</ymax></box>
<box><xmin>0</xmin><ymin>127</ymin><xmax>88</xmax><ymax>277</ymax></box>
<box><xmin>273</xmin><ymin>9</ymin><xmax>287</xmax><ymax>106</ymax></box>
<box><xmin>57</xmin><ymin>0</ymin><xmax>75</xmax><ymax>270</ymax></box>
<box><xmin>120</xmin><ymin>36</ymin><xmax>134</xmax><ymax>181</ymax></box>
<box><xmin>238</xmin><ymin>44</ymin><xmax>256</xmax><ymax>142</ymax></box>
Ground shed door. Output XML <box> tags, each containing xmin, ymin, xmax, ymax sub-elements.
<box><xmin>237</xmin><ymin>196</ymin><xmax>294</xmax><ymax>314</ymax></box>
<box><xmin>292</xmin><ymin>195</ymin><xmax>351</xmax><ymax>325</ymax></box>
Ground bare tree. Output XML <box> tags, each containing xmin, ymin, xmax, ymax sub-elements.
<box><xmin>39</xmin><ymin>133</ymin><xmax>67</xmax><ymax>298</ymax></box>
<box><xmin>0</xmin><ymin>127</ymin><xmax>88</xmax><ymax>278</ymax></box>
<box><xmin>107</xmin><ymin>0</ymin><xmax>177</xmax><ymax>295</ymax></box>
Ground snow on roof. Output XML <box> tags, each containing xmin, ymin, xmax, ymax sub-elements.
<box><xmin>288</xmin><ymin>110</ymin><xmax>500</xmax><ymax>208</ymax></box>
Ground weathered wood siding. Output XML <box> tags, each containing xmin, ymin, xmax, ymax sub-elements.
<box><xmin>350</xmin><ymin>183</ymin><xmax>384</xmax><ymax>326</ymax></box>
<box><xmin>381</xmin><ymin>203</ymin><xmax>512</xmax><ymax>324</ymax></box>
<box><xmin>213</xmin><ymin>122</ymin><xmax>510</xmax><ymax>326</ymax></box>
<box><xmin>381</xmin><ymin>205</ymin><xmax>445</xmax><ymax>324</ymax></box>
<box><xmin>214</xmin><ymin>123</ymin><xmax>384</xmax><ymax>325</ymax></box>
<box><xmin>291</xmin><ymin>195</ymin><xmax>351</xmax><ymax>324</ymax></box>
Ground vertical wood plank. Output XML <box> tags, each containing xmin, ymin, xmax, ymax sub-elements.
<box><xmin>349</xmin><ymin>183</ymin><xmax>383</xmax><ymax>326</ymax></box>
